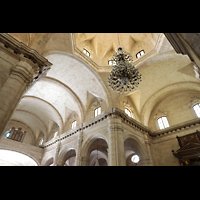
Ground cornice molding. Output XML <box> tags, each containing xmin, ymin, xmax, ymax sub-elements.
<box><xmin>43</xmin><ymin>107</ymin><xmax>200</xmax><ymax>148</ymax></box>
<box><xmin>44</xmin><ymin>107</ymin><xmax>200</xmax><ymax>148</ymax></box>
<box><xmin>0</xmin><ymin>33</ymin><xmax>52</xmax><ymax>68</ymax></box>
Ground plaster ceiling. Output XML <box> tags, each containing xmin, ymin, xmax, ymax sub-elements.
<box><xmin>5</xmin><ymin>33</ymin><xmax>199</xmax><ymax>145</ymax></box>
<box><xmin>74</xmin><ymin>33</ymin><xmax>161</xmax><ymax>67</ymax></box>
<box><xmin>0</xmin><ymin>150</ymin><xmax>38</xmax><ymax>166</ymax></box>
<box><xmin>8</xmin><ymin>33</ymin><xmax>161</xmax><ymax>69</ymax></box>
<box><xmin>8</xmin><ymin>33</ymin><xmax>73</xmax><ymax>55</ymax></box>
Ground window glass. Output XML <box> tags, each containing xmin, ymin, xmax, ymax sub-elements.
<box><xmin>5</xmin><ymin>127</ymin><xmax>26</xmax><ymax>142</ymax></box>
<box><xmin>131</xmin><ymin>155</ymin><xmax>140</xmax><ymax>163</ymax></box>
<box><xmin>108</xmin><ymin>60</ymin><xmax>116</xmax><ymax>66</ymax></box>
<box><xmin>94</xmin><ymin>107</ymin><xmax>101</xmax><ymax>117</ymax></box>
<box><xmin>193</xmin><ymin>104</ymin><xmax>200</xmax><ymax>118</ymax></box>
<box><xmin>72</xmin><ymin>120</ymin><xmax>77</xmax><ymax>129</ymax></box>
<box><xmin>157</xmin><ymin>117</ymin><xmax>169</xmax><ymax>129</ymax></box>
<box><xmin>125</xmin><ymin>108</ymin><xmax>132</xmax><ymax>118</ymax></box>
<box><xmin>83</xmin><ymin>48</ymin><xmax>90</xmax><ymax>57</ymax></box>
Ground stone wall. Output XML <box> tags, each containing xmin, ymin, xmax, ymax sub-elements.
<box><xmin>41</xmin><ymin>108</ymin><xmax>200</xmax><ymax>166</ymax></box>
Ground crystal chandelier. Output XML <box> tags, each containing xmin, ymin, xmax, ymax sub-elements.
<box><xmin>108</xmin><ymin>47</ymin><xmax>142</xmax><ymax>94</ymax></box>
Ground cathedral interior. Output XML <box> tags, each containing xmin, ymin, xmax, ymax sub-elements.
<box><xmin>0</xmin><ymin>33</ymin><xmax>200</xmax><ymax>166</ymax></box>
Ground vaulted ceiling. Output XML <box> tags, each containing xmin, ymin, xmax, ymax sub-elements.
<box><xmin>6</xmin><ymin>33</ymin><xmax>199</xmax><ymax>145</ymax></box>
<box><xmin>74</xmin><ymin>33</ymin><xmax>160</xmax><ymax>67</ymax></box>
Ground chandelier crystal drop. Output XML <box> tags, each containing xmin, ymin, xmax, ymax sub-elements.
<box><xmin>108</xmin><ymin>47</ymin><xmax>142</xmax><ymax>94</ymax></box>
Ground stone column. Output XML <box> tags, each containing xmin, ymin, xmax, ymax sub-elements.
<box><xmin>0</xmin><ymin>59</ymin><xmax>35</xmax><ymax>133</ymax></box>
<box><xmin>107</xmin><ymin>113</ymin><xmax>126</xmax><ymax>166</ymax></box>
<box><xmin>0</xmin><ymin>33</ymin><xmax>52</xmax><ymax>135</ymax></box>
<box><xmin>140</xmin><ymin>134</ymin><xmax>154</xmax><ymax>166</ymax></box>
<box><xmin>75</xmin><ymin>129</ymin><xmax>83</xmax><ymax>166</ymax></box>
<box><xmin>53</xmin><ymin>139</ymin><xmax>61</xmax><ymax>166</ymax></box>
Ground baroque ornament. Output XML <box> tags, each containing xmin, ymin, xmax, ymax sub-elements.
<box><xmin>108</xmin><ymin>47</ymin><xmax>142</xmax><ymax>94</ymax></box>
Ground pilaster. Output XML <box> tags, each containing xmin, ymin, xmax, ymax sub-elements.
<box><xmin>107</xmin><ymin>113</ymin><xmax>126</xmax><ymax>166</ymax></box>
<box><xmin>75</xmin><ymin>129</ymin><xmax>83</xmax><ymax>166</ymax></box>
<box><xmin>0</xmin><ymin>33</ymin><xmax>52</xmax><ymax>135</ymax></box>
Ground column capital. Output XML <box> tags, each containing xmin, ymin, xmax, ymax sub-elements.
<box><xmin>10</xmin><ymin>62</ymin><xmax>36</xmax><ymax>85</ymax></box>
<box><xmin>0</xmin><ymin>33</ymin><xmax>52</xmax><ymax>85</ymax></box>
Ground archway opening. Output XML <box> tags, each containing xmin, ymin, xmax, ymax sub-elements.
<box><xmin>88</xmin><ymin>138</ymin><xmax>108</xmax><ymax>166</ymax></box>
<box><xmin>44</xmin><ymin>157</ymin><xmax>54</xmax><ymax>166</ymax></box>
<box><xmin>124</xmin><ymin>138</ymin><xmax>141</xmax><ymax>166</ymax></box>
<box><xmin>63</xmin><ymin>149</ymin><xmax>76</xmax><ymax>166</ymax></box>
<box><xmin>0</xmin><ymin>149</ymin><xmax>38</xmax><ymax>166</ymax></box>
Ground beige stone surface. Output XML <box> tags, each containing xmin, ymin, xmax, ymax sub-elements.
<box><xmin>0</xmin><ymin>33</ymin><xmax>200</xmax><ymax>166</ymax></box>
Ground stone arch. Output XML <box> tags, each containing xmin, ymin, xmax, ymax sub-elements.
<box><xmin>140</xmin><ymin>81</ymin><xmax>200</xmax><ymax>126</ymax></box>
<box><xmin>124</xmin><ymin>134</ymin><xmax>149</xmax><ymax>166</ymax></box>
<box><xmin>57</xmin><ymin>148</ymin><xmax>76</xmax><ymax>166</ymax></box>
<box><xmin>81</xmin><ymin>136</ymin><xmax>108</xmax><ymax>166</ymax></box>
<box><xmin>0</xmin><ymin>148</ymin><xmax>40</xmax><ymax>166</ymax></box>
<box><xmin>15</xmin><ymin>95</ymin><xmax>63</xmax><ymax>139</ymax></box>
<box><xmin>43</xmin><ymin>76</ymin><xmax>84</xmax><ymax>124</ymax></box>
<box><xmin>42</xmin><ymin>156</ymin><xmax>54</xmax><ymax>166</ymax></box>
<box><xmin>43</xmin><ymin>51</ymin><xmax>112</xmax><ymax>110</ymax></box>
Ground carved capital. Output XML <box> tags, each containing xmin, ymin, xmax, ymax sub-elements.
<box><xmin>10</xmin><ymin>63</ymin><xmax>35</xmax><ymax>84</ymax></box>
<box><xmin>0</xmin><ymin>33</ymin><xmax>52</xmax><ymax>85</ymax></box>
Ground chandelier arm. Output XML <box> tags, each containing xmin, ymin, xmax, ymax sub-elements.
<box><xmin>108</xmin><ymin>47</ymin><xmax>142</xmax><ymax>93</ymax></box>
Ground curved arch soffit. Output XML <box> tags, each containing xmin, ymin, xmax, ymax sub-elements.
<box><xmin>42</xmin><ymin>76</ymin><xmax>85</xmax><ymax>122</ymax></box>
<box><xmin>41</xmin><ymin>156</ymin><xmax>54</xmax><ymax>166</ymax></box>
<box><xmin>0</xmin><ymin>148</ymin><xmax>40</xmax><ymax>166</ymax></box>
<box><xmin>42</xmin><ymin>50</ymin><xmax>112</xmax><ymax>108</ymax></box>
<box><xmin>21</xmin><ymin>95</ymin><xmax>64</xmax><ymax>132</ymax></box>
<box><xmin>124</xmin><ymin>135</ymin><xmax>148</xmax><ymax>159</ymax></box>
<box><xmin>6</xmin><ymin>118</ymin><xmax>36</xmax><ymax>144</ymax></box>
<box><xmin>13</xmin><ymin>109</ymin><xmax>47</xmax><ymax>137</ymax></box>
<box><xmin>81</xmin><ymin>135</ymin><xmax>109</xmax><ymax>158</ymax></box>
<box><xmin>57</xmin><ymin>148</ymin><xmax>76</xmax><ymax>166</ymax></box>
<box><xmin>140</xmin><ymin>81</ymin><xmax>200</xmax><ymax>126</ymax></box>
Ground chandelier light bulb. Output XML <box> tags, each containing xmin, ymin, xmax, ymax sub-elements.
<box><xmin>108</xmin><ymin>47</ymin><xmax>142</xmax><ymax>94</ymax></box>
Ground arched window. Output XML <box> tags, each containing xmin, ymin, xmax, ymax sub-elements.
<box><xmin>157</xmin><ymin>116</ymin><xmax>170</xmax><ymax>130</ymax></box>
<box><xmin>193</xmin><ymin>103</ymin><xmax>200</xmax><ymax>118</ymax></box>
<box><xmin>53</xmin><ymin>131</ymin><xmax>58</xmax><ymax>138</ymax></box>
<box><xmin>125</xmin><ymin>108</ymin><xmax>132</xmax><ymax>118</ymax></box>
<box><xmin>83</xmin><ymin>48</ymin><xmax>90</xmax><ymax>57</ymax></box>
<box><xmin>39</xmin><ymin>138</ymin><xmax>44</xmax><ymax>146</ymax></box>
<box><xmin>71</xmin><ymin>120</ymin><xmax>77</xmax><ymax>129</ymax></box>
<box><xmin>94</xmin><ymin>106</ymin><xmax>101</xmax><ymax>117</ymax></box>
<box><xmin>136</xmin><ymin>50</ymin><xmax>145</xmax><ymax>58</ymax></box>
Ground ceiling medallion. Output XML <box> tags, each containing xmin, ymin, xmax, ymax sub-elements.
<box><xmin>108</xmin><ymin>46</ymin><xmax>142</xmax><ymax>94</ymax></box>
